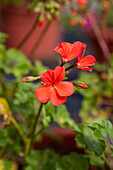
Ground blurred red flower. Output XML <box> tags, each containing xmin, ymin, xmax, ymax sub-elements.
<box><xmin>54</xmin><ymin>41</ymin><xmax>83</xmax><ymax>63</ymax></box>
<box><xmin>77</xmin><ymin>0</ymin><xmax>87</xmax><ymax>5</ymax></box>
<box><xmin>35</xmin><ymin>66</ymin><xmax>74</xmax><ymax>106</ymax></box>
<box><xmin>74</xmin><ymin>43</ymin><xmax>96</xmax><ymax>71</ymax></box>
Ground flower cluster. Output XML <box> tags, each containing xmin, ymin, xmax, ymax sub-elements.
<box><xmin>22</xmin><ymin>41</ymin><xmax>96</xmax><ymax>106</ymax></box>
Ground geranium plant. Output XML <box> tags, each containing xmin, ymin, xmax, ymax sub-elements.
<box><xmin>0</xmin><ymin>0</ymin><xmax>113</xmax><ymax>169</ymax></box>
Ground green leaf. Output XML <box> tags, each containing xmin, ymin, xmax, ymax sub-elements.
<box><xmin>41</xmin><ymin>102</ymin><xmax>55</xmax><ymax>127</ymax></box>
<box><xmin>56</xmin><ymin>152</ymin><xmax>89</xmax><ymax>170</ymax></box>
<box><xmin>0</xmin><ymin>32</ymin><xmax>8</xmax><ymax>43</ymax></box>
<box><xmin>72</xmin><ymin>124</ymin><xmax>105</xmax><ymax>156</ymax></box>
<box><xmin>25</xmin><ymin>149</ymin><xmax>60</xmax><ymax>170</ymax></box>
<box><xmin>5</xmin><ymin>48</ymin><xmax>32</xmax><ymax>77</ymax></box>
<box><xmin>88</xmin><ymin>154</ymin><xmax>104</xmax><ymax>167</ymax></box>
<box><xmin>53</xmin><ymin>105</ymin><xmax>75</xmax><ymax>128</ymax></box>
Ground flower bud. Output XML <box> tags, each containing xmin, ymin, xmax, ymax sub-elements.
<box><xmin>38</xmin><ymin>15</ymin><xmax>44</xmax><ymax>27</ymax></box>
<box><xmin>22</xmin><ymin>76</ymin><xmax>40</xmax><ymax>83</ymax></box>
<box><xmin>71</xmin><ymin>8</ymin><xmax>76</xmax><ymax>16</ymax></box>
<box><xmin>72</xmin><ymin>81</ymin><xmax>88</xmax><ymax>89</ymax></box>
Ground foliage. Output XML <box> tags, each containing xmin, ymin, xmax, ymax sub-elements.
<box><xmin>77</xmin><ymin>56</ymin><xmax>113</xmax><ymax>123</ymax></box>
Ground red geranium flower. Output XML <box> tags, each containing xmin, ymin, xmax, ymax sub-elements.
<box><xmin>35</xmin><ymin>66</ymin><xmax>74</xmax><ymax>106</ymax></box>
<box><xmin>74</xmin><ymin>43</ymin><xmax>96</xmax><ymax>71</ymax></box>
<box><xmin>54</xmin><ymin>41</ymin><xmax>83</xmax><ymax>63</ymax></box>
<box><xmin>77</xmin><ymin>0</ymin><xmax>87</xmax><ymax>5</ymax></box>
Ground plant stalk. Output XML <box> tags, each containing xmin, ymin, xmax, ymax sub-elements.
<box><xmin>27</xmin><ymin>102</ymin><xmax>43</xmax><ymax>154</ymax></box>
<box><xmin>28</xmin><ymin>21</ymin><xmax>52</xmax><ymax>59</ymax></box>
<box><xmin>17</xmin><ymin>15</ymin><xmax>39</xmax><ymax>49</ymax></box>
<box><xmin>11</xmin><ymin>117</ymin><xmax>28</xmax><ymax>143</ymax></box>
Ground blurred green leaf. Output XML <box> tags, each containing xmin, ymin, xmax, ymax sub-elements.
<box><xmin>72</xmin><ymin>124</ymin><xmax>105</xmax><ymax>156</ymax></box>
<box><xmin>53</xmin><ymin>105</ymin><xmax>75</xmax><ymax>128</ymax></box>
<box><xmin>56</xmin><ymin>152</ymin><xmax>89</xmax><ymax>170</ymax></box>
<box><xmin>4</xmin><ymin>48</ymin><xmax>32</xmax><ymax>77</ymax></box>
<box><xmin>25</xmin><ymin>149</ymin><xmax>60</xmax><ymax>170</ymax></box>
<box><xmin>0</xmin><ymin>32</ymin><xmax>8</xmax><ymax>43</ymax></box>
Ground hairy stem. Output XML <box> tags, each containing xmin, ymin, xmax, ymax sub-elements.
<box><xmin>88</xmin><ymin>12</ymin><xmax>110</xmax><ymax>61</ymax></box>
<box><xmin>27</xmin><ymin>103</ymin><xmax>43</xmax><ymax>154</ymax></box>
<box><xmin>17</xmin><ymin>15</ymin><xmax>39</xmax><ymax>49</ymax></box>
<box><xmin>11</xmin><ymin>117</ymin><xmax>28</xmax><ymax>143</ymax></box>
<box><xmin>28</xmin><ymin>21</ymin><xmax>52</xmax><ymax>59</ymax></box>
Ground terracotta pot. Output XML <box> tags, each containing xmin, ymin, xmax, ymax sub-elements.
<box><xmin>0</xmin><ymin>7</ymin><xmax>62</xmax><ymax>60</ymax></box>
<box><xmin>34</xmin><ymin>127</ymin><xmax>84</xmax><ymax>156</ymax></box>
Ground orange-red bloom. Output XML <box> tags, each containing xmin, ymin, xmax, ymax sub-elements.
<box><xmin>54</xmin><ymin>41</ymin><xmax>83</xmax><ymax>63</ymax></box>
<box><xmin>74</xmin><ymin>43</ymin><xmax>96</xmax><ymax>71</ymax></box>
<box><xmin>35</xmin><ymin>66</ymin><xmax>74</xmax><ymax>106</ymax></box>
<box><xmin>77</xmin><ymin>0</ymin><xmax>87</xmax><ymax>5</ymax></box>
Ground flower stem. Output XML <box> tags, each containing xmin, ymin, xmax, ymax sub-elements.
<box><xmin>28</xmin><ymin>103</ymin><xmax>43</xmax><ymax>154</ymax></box>
<box><xmin>65</xmin><ymin>63</ymin><xmax>75</xmax><ymax>71</ymax></box>
<box><xmin>88</xmin><ymin>12</ymin><xmax>110</xmax><ymax>61</ymax></box>
<box><xmin>17</xmin><ymin>15</ymin><xmax>39</xmax><ymax>49</ymax></box>
<box><xmin>102</xmin><ymin>154</ymin><xmax>112</xmax><ymax>170</ymax></box>
<box><xmin>28</xmin><ymin>21</ymin><xmax>52</xmax><ymax>59</ymax></box>
<box><xmin>11</xmin><ymin>117</ymin><xmax>28</xmax><ymax>143</ymax></box>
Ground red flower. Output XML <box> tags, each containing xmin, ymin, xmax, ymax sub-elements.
<box><xmin>54</xmin><ymin>41</ymin><xmax>83</xmax><ymax>63</ymax></box>
<box><xmin>71</xmin><ymin>9</ymin><xmax>76</xmax><ymax>16</ymax></box>
<box><xmin>77</xmin><ymin>0</ymin><xmax>87</xmax><ymax>5</ymax></box>
<box><xmin>35</xmin><ymin>66</ymin><xmax>74</xmax><ymax>106</ymax></box>
<box><xmin>74</xmin><ymin>43</ymin><xmax>96</xmax><ymax>71</ymax></box>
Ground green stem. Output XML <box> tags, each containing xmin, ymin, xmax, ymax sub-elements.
<box><xmin>28</xmin><ymin>21</ymin><xmax>52</xmax><ymax>59</ymax></box>
<box><xmin>11</xmin><ymin>117</ymin><xmax>28</xmax><ymax>143</ymax></box>
<box><xmin>28</xmin><ymin>103</ymin><xmax>43</xmax><ymax>154</ymax></box>
<box><xmin>17</xmin><ymin>15</ymin><xmax>39</xmax><ymax>49</ymax></box>
<box><xmin>65</xmin><ymin>63</ymin><xmax>75</xmax><ymax>71</ymax></box>
<box><xmin>102</xmin><ymin>154</ymin><xmax>112</xmax><ymax>170</ymax></box>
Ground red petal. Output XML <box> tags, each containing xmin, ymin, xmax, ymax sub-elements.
<box><xmin>79</xmin><ymin>55</ymin><xmax>96</xmax><ymax>66</ymax></box>
<box><xmin>78</xmin><ymin>43</ymin><xmax>86</xmax><ymax>60</ymax></box>
<box><xmin>35</xmin><ymin>85</ymin><xmax>52</xmax><ymax>103</ymax></box>
<box><xmin>68</xmin><ymin>41</ymin><xmax>83</xmax><ymax>61</ymax></box>
<box><xmin>41</xmin><ymin>69</ymin><xmax>54</xmax><ymax>85</ymax></box>
<box><xmin>54</xmin><ymin>42</ymin><xmax>72</xmax><ymax>57</ymax></box>
<box><xmin>54</xmin><ymin>41</ymin><xmax>83</xmax><ymax>62</ymax></box>
<box><xmin>55</xmin><ymin>82</ymin><xmax>74</xmax><ymax>96</ymax></box>
<box><xmin>50</xmin><ymin>87</ymin><xmax>67</xmax><ymax>106</ymax></box>
<box><xmin>76</xmin><ymin>66</ymin><xmax>93</xmax><ymax>72</ymax></box>
<box><xmin>54</xmin><ymin>66</ymin><xmax>65</xmax><ymax>84</ymax></box>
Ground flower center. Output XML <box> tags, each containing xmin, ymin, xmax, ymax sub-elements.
<box><xmin>52</xmin><ymin>83</ymin><xmax>56</xmax><ymax>87</ymax></box>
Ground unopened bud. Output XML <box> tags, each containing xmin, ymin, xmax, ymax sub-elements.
<box><xmin>22</xmin><ymin>76</ymin><xmax>41</xmax><ymax>83</ymax></box>
<box><xmin>72</xmin><ymin>82</ymin><xmax>88</xmax><ymax>89</ymax></box>
<box><xmin>46</xmin><ymin>12</ymin><xmax>52</xmax><ymax>21</ymax></box>
<box><xmin>38</xmin><ymin>15</ymin><xmax>44</xmax><ymax>27</ymax></box>
<box><xmin>71</xmin><ymin>8</ymin><xmax>76</xmax><ymax>16</ymax></box>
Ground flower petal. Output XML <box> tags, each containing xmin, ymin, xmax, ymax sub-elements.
<box><xmin>79</xmin><ymin>55</ymin><xmax>96</xmax><ymax>66</ymax></box>
<box><xmin>54</xmin><ymin>41</ymin><xmax>83</xmax><ymax>62</ymax></box>
<box><xmin>35</xmin><ymin>85</ymin><xmax>52</xmax><ymax>103</ymax></box>
<box><xmin>55</xmin><ymin>82</ymin><xmax>74</xmax><ymax>96</ymax></box>
<box><xmin>76</xmin><ymin>66</ymin><xmax>93</xmax><ymax>72</ymax></box>
<box><xmin>53</xmin><ymin>42</ymin><xmax>72</xmax><ymax>58</ymax></box>
<box><xmin>54</xmin><ymin>66</ymin><xmax>65</xmax><ymax>84</ymax></box>
<box><xmin>41</xmin><ymin>69</ymin><xmax>54</xmax><ymax>85</ymax></box>
<box><xmin>68</xmin><ymin>41</ymin><xmax>83</xmax><ymax>61</ymax></box>
<box><xmin>50</xmin><ymin>87</ymin><xmax>67</xmax><ymax>106</ymax></box>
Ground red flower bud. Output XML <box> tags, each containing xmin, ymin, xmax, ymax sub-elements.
<box><xmin>71</xmin><ymin>9</ymin><xmax>76</xmax><ymax>16</ymax></box>
<box><xmin>22</xmin><ymin>76</ymin><xmax>40</xmax><ymax>83</ymax></box>
<box><xmin>73</xmin><ymin>82</ymin><xmax>88</xmax><ymax>89</ymax></box>
<box><xmin>39</xmin><ymin>21</ymin><xmax>44</xmax><ymax>27</ymax></box>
